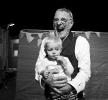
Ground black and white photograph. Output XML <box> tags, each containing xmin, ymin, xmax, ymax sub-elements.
<box><xmin>0</xmin><ymin>1</ymin><xmax>108</xmax><ymax>100</ymax></box>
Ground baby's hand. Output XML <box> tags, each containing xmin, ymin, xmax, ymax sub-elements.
<box><xmin>56</xmin><ymin>56</ymin><xmax>67</xmax><ymax>66</ymax></box>
<box><xmin>44</xmin><ymin>67</ymin><xmax>58</xmax><ymax>79</ymax></box>
<box><xmin>56</xmin><ymin>56</ymin><xmax>64</xmax><ymax>61</ymax></box>
<box><xmin>43</xmin><ymin>69</ymin><xmax>50</xmax><ymax>79</ymax></box>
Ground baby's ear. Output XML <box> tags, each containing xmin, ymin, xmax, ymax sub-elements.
<box><xmin>60</xmin><ymin>47</ymin><xmax>62</xmax><ymax>53</ymax></box>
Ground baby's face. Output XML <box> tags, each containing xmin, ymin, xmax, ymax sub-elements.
<box><xmin>46</xmin><ymin>42</ymin><xmax>62</xmax><ymax>59</ymax></box>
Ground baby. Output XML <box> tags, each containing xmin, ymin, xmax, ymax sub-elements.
<box><xmin>36</xmin><ymin>35</ymin><xmax>74</xmax><ymax>93</ymax></box>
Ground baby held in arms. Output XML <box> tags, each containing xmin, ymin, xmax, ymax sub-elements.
<box><xmin>36</xmin><ymin>35</ymin><xmax>74</xmax><ymax>93</ymax></box>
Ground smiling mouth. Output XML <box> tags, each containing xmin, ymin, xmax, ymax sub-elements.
<box><xmin>57</xmin><ymin>26</ymin><xmax>64</xmax><ymax>32</ymax></box>
<box><xmin>57</xmin><ymin>28</ymin><xmax>64</xmax><ymax>32</ymax></box>
<box><xmin>56</xmin><ymin>24</ymin><xmax>65</xmax><ymax>32</ymax></box>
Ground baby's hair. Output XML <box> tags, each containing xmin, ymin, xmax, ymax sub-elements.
<box><xmin>44</xmin><ymin>35</ymin><xmax>62</xmax><ymax>50</ymax></box>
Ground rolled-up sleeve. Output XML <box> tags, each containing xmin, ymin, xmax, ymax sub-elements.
<box><xmin>68</xmin><ymin>36</ymin><xmax>91</xmax><ymax>93</ymax></box>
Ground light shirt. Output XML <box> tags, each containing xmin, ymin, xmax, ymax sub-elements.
<box><xmin>68</xmin><ymin>36</ymin><xmax>91</xmax><ymax>93</ymax></box>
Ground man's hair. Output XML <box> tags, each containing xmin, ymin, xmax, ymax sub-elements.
<box><xmin>55</xmin><ymin>8</ymin><xmax>73</xmax><ymax>20</ymax></box>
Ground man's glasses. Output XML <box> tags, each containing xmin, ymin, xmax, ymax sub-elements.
<box><xmin>53</xmin><ymin>18</ymin><xmax>72</xmax><ymax>23</ymax></box>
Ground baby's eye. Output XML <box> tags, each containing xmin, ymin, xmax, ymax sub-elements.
<box><xmin>47</xmin><ymin>48</ymin><xmax>53</xmax><ymax>51</ymax></box>
<box><xmin>55</xmin><ymin>48</ymin><xmax>59</xmax><ymax>51</ymax></box>
<box><xmin>56</xmin><ymin>49</ymin><xmax>58</xmax><ymax>50</ymax></box>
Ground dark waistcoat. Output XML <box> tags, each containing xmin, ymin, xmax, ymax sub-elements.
<box><xmin>61</xmin><ymin>32</ymin><xmax>79</xmax><ymax>78</ymax></box>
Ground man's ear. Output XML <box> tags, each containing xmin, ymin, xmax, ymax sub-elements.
<box><xmin>67</xmin><ymin>23</ymin><xmax>72</xmax><ymax>30</ymax></box>
<box><xmin>66</xmin><ymin>20</ymin><xmax>74</xmax><ymax>30</ymax></box>
<box><xmin>69</xmin><ymin>20</ymin><xmax>74</xmax><ymax>28</ymax></box>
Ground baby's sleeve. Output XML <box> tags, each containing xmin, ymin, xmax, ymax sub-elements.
<box><xmin>35</xmin><ymin>59</ymin><xmax>46</xmax><ymax>81</ymax></box>
<box><xmin>35</xmin><ymin>59</ymin><xmax>46</xmax><ymax>89</ymax></box>
<box><xmin>35</xmin><ymin>37</ymin><xmax>48</xmax><ymax>80</ymax></box>
<box><xmin>63</xmin><ymin>57</ymin><xmax>74</xmax><ymax>76</ymax></box>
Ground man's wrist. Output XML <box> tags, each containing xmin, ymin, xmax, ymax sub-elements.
<box><xmin>68</xmin><ymin>83</ymin><xmax>77</xmax><ymax>94</ymax></box>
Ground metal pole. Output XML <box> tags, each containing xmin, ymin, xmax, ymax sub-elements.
<box><xmin>6</xmin><ymin>23</ymin><xmax>15</xmax><ymax>70</ymax></box>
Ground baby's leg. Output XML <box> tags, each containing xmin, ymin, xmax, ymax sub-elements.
<box><xmin>53</xmin><ymin>88</ymin><xmax>61</xmax><ymax>94</ymax></box>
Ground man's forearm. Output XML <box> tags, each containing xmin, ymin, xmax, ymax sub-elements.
<box><xmin>68</xmin><ymin>70</ymin><xmax>90</xmax><ymax>93</ymax></box>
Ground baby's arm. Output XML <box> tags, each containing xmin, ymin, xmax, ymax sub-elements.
<box><xmin>35</xmin><ymin>59</ymin><xmax>48</xmax><ymax>82</ymax></box>
<box><xmin>56</xmin><ymin>56</ymin><xmax>74</xmax><ymax>77</ymax></box>
<box><xmin>35</xmin><ymin>60</ymin><xmax>52</xmax><ymax>89</ymax></box>
<box><xmin>63</xmin><ymin>57</ymin><xmax>74</xmax><ymax>77</ymax></box>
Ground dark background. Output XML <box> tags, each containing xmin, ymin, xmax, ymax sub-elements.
<box><xmin>0</xmin><ymin>0</ymin><xmax>108</xmax><ymax>37</ymax></box>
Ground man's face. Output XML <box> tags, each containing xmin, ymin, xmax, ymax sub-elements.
<box><xmin>53</xmin><ymin>10</ymin><xmax>73</xmax><ymax>33</ymax></box>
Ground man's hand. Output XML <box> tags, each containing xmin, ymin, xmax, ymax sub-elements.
<box><xmin>44</xmin><ymin>68</ymin><xmax>68</xmax><ymax>87</ymax></box>
<box><xmin>44</xmin><ymin>68</ymin><xmax>70</xmax><ymax>93</ymax></box>
<box><xmin>51</xmin><ymin>76</ymin><xmax>68</xmax><ymax>87</ymax></box>
<box><xmin>43</xmin><ymin>67</ymin><xmax>76</xmax><ymax>94</ymax></box>
<box><xmin>44</xmin><ymin>68</ymin><xmax>59</xmax><ymax>85</ymax></box>
<box><xmin>50</xmin><ymin>83</ymin><xmax>72</xmax><ymax>95</ymax></box>
<box><xmin>58</xmin><ymin>83</ymin><xmax>73</xmax><ymax>94</ymax></box>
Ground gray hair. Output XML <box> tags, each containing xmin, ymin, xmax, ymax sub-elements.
<box><xmin>55</xmin><ymin>8</ymin><xmax>73</xmax><ymax>20</ymax></box>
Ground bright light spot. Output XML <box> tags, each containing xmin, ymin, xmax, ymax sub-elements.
<box><xmin>14</xmin><ymin>50</ymin><xmax>18</xmax><ymax>56</ymax></box>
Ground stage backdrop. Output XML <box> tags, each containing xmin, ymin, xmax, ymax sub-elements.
<box><xmin>15</xmin><ymin>29</ymin><xmax>108</xmax><ymax>100</ymax></box>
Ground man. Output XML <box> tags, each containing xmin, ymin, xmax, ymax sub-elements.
<box><xmin>36</xmin><ymin>8</ymin><xmax>91</xmax><ymax>100</ymax></box>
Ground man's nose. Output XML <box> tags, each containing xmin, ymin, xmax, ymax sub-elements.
<box><xmin>57</xmin><ymin>20</ymin><xmax>62</xmax><ymax>25</ymax></box>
